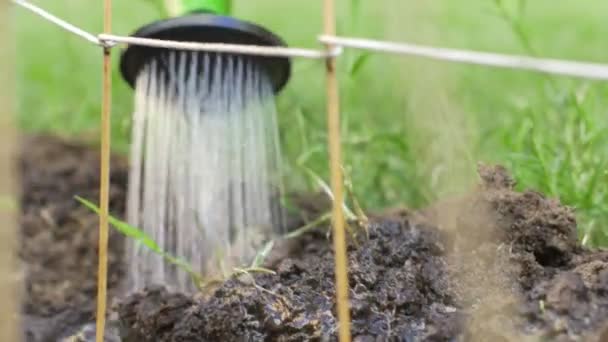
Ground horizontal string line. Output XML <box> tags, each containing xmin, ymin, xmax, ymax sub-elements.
<box><xmin>319</xmin><ymin>35</ymin><xmax>608</xmax><ymax>81</ymax></box>
<box><xmin>12</xmin><ymin>0</ymin><xmax>101</xmax><ymax>45</ymax></box>
<box><xmin>98</xmin><ymin>34</ymin><xmax>339</xmax><ymax>59</ymax></box>
<box><xmin>13</xmin><ymin>0</ymin><xmax>608</xmax><ymax>80</ymax></box>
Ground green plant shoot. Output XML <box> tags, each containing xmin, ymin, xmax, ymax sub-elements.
<box><xmin>75</xmin><ymin>196</ymin><xmax>203</xmax><ymax>287</ymax></box>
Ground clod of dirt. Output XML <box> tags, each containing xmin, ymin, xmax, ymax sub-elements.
<box><xmin>426</xmin><ymin>163</ymin><xmax>580</xmax><ymax>272</ymax></box>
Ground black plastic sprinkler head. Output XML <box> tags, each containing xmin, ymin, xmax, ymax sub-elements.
<box><xmin>119</xmin><ymin>1</ymin><xmax>291</xmax><ymax>93</ymax></box>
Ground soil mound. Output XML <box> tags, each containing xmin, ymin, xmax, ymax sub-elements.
<box><xmin>16</xmin><ymin>135</ymin><xmax>608</xmax><ymax>341</ymax></box>
<box><xmin>117</xmin><ymin>165</ymin><xmax>608</xmax><ymax>341</ymax></box>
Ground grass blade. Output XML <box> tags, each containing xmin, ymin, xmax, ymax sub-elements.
<box><xmin>75</xmin><ymin>196</ymin><xmax>163</xmax><ymax>253</ymax></box>
<box><xmin>251</xmin><ymin>240</ymin><xmax>275</xmax><ymax>268</ymax></box>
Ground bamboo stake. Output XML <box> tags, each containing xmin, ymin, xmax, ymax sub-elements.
<box><xmin>96</xmin><ymin>0</ymin><xmax>112</xmax><ymax>340</ymax></box>
<box><xmin>323</xmin><ymin>1</ymin><xmax>351</xmax><ymax>341</ymax></box>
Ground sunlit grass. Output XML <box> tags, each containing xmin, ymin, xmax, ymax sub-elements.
<box><xmin>15</xmin><ymin>0</ymin><xmax>608</xmax><ymax>246</ymax></box>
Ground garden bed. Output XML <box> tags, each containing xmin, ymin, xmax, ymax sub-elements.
<box><xmin>20</xmin><ymin>135</ymin><xmax>128</xmax><ymax>341</ymax></box>
<box><xmin>19</xmin><ymin>135</ymin><xmax>608</xmax><ymax>341</ymax></box>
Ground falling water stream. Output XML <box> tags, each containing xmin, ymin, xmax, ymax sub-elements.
<box><xmin>126</xmin><ymin>51</ymin><xmax>285</xmax><ymax>293</ymax></box>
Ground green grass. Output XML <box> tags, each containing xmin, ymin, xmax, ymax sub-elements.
<box><xmin>15</xmin><ymin>0</ymin><xmax>608</xmax><ymax>246</ymax></box>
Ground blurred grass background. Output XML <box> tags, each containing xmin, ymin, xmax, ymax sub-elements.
<box><xmin>14</xmin><ymin>0</ymin><xmax>608</xmax><ymax>246</ymax></box>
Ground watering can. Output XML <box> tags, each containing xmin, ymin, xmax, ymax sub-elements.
<box><xmin>119</xmin><ymin>0</ymin><xmax>291</xmax><ymax>92</ymax></box>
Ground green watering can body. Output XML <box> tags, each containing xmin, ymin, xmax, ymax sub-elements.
<box><xmin>175</xmin><ymin>0</ymin><xmax>231</xmax><ymax>16</ymax></box>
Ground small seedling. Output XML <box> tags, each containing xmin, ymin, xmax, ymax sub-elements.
<box><xmin>301</xmin><ymin>165</ymin><xmax>370</xmax><ymax>243</ymax></box>
<box><xmin>77</xmin><ymin>196</ymin><xmax>282</xmax><ymax>293</ymax></box>
<box><xmin>343</xmin><ymin>165</ymin><xmax>370</xmax><ymax>238</ymax></box>
<box><xmin>284</xmin><ymin>212</ymin><xmax>332</xmax><ymax>240</ymax></box>
<box><xmin>251</xmin><ymin>240</ymin><xmax>275</xmax><ymax>269</ymax></box>
<box><xmin>76</xmin><ymin>196</ymin><xmax>204</xmax><ymax>288</ymax></box>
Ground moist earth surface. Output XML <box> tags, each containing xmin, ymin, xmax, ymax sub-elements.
<box><xmin>19</xmin><ymin>135</ymin><xmax>608</xmax><ymax>341</ymax></box>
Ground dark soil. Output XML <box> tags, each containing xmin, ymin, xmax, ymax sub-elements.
<box><xmin>18</xmin><ymin>135</ymin><xmax>608</xmax><ymax>341</ymax></box>
<box><xmin>19</xmin><ymin>135</ymin><xmax>129</xmax><ymax>341</ymax></box>
<box><xmin>117</xmin><ymin>165</ymin><xmax>608</xmax><ymax>341</ymax></box>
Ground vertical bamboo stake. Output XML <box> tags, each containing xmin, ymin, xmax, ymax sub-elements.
<box><xmin>323</xmin><ymin>1</ymin><xmax>351</xmax><ymax>341</ymax></box>
<box><xmin>96</xmin><ymin>0</ymin><xmax>112</xmax><ymax>341</ymax></box>
<box><xmin>0</xmin><ymin>0</ymin><xmax>20</xmax><ymax>340</ymax></box>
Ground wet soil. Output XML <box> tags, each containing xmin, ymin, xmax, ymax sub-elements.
<box><xmin>117</xmin><ymin>165</ymin><xmax>608</xmax><ymax>341</ymax></box>
<box><xmin>18</xmin><ymin>135</ymin><xmax>608</xmax><ymax>341</ymax></box>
